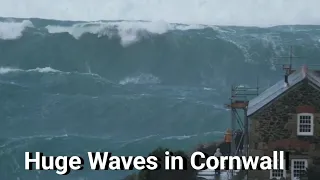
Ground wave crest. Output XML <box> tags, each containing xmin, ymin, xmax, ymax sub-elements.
<box><xmin>0</xmin><ymin>18</ymin><xmax>207</xmax><ymax>46</ymax></box>
<box><xmin>119</xmin><ymin>73</ymin><xmax>161</xmax><ymax>85</ymax></box>
<box><xmin>0</xmin><ymin>66</ymin><xmax>59</xmax><ymax>74</ymax></box>
<box><xmin>45</xmin><ymin>21</ymin><xmax>207</xmax><ymax>46</ymax></box>
<box><xmin>0</xmin><ymin>20</ymin><xmax>33</xmax><ymax>40</ymax></box>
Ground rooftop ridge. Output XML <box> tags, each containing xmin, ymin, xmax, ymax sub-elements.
<box><xmin>247</xmin><ymin>67</ymin><xmax>320</xmax><ymax>117</ymax></box>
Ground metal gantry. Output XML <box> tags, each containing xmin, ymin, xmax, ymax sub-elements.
<box><xmin>225</xmin><ymin>81</ymin><xmax>259</xmax><ymax>180</ymax></box>
<box><xmin>224</xmin><ymin>46</ymin><xmax>300</xmax><ymax>179</ymax></box>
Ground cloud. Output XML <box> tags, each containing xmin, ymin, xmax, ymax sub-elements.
<box><xmin>0</xmin><ymin>0</ymin><xmax>319</xmax><ymax>26</ymax></box>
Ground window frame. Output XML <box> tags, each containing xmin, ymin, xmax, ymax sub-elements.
<box><xmin>297</xmin><ymin>113</ymin><xmax>314</xmax><ymax>136</ymax></box>
<box><xmin>269</xmin><ymin>159</ymin><xmax>286</xmax><ymax>179</ymax></box>
<box><xmin>291</xmin><ymin>159</ymin><xmax>308</xmax><ymax>180</ymax></box>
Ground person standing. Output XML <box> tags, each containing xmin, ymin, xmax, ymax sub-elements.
<box><xmin>224</xmin><ymin>129</ymin><xmax>232</xmax><ymax>155</ymax></box>
<box><xmin>214</xmin><ymin>148</ymin><xmax>222</xmax><ymax>175</ymax></box>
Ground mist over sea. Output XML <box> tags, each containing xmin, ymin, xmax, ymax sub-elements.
<box><xmin>1</xmin><ymin>17</ymin><xmax>320</xmax><ymax>179</ymax></box>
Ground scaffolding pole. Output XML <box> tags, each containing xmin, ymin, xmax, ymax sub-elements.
<box><xmin>225</xmin><ymin>81</ymin><xmax>259</xmax><ymax>180</ymax></box>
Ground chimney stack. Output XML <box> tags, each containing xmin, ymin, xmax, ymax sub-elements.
<box><xmin>284</xmin><ymin>74</ymin><xmax>289</xmax><ymax>87</ymax></box>
<box><xmin>284</xmin><ymin>74</ymin><xmax>288</xmax><ymax>84</ymax></box>
<box><xmin>302</xmin><ymin>64</ymin><xmax>307</xmax><ymax>78</ymax></box>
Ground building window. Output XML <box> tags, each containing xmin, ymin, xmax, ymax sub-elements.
<box><xmin>270</xmin><ymin>160</ymin><xmax>286</xmax><ymax>179</ymax></box>
<box><xmin>297</xmin><ymin>113</ymin><xmax>314</xmax><ymax>136</ymax></box>
<box><xmin>291</xmin><ymin>159</ymin><xmax>308</xmax><ymax>179</ymax></box>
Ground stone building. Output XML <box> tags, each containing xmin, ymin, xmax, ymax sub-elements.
<box><xmin>247</xmin><ymin>65</ymin><xmax>320</xmax><ymax>180</ymax></box>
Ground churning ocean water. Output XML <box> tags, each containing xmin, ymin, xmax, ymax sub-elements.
<box><xmin>0</xmin><ymin>17</ymin><xmax>320</xmax><ymax>180</ymax></box>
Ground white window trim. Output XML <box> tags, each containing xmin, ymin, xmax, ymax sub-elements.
<box><xmin>270</xmin><ymin>159</ymin><xmax>286</xmax><ymax>179</ymax></box>
<box><xmin>291</xmin><ymin>159</ymin><xmax>308</xmax><ymax>180</ymax></box>
<box><xmin>297</xmin><ymin>113</ymin><xmax>314</xmax><ymax>136</ymax></box>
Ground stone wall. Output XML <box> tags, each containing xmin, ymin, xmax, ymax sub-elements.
<box><xmin>247</xmin><ymin>80</ymin><xmax>320</xmax><ymax>180</ymax></box>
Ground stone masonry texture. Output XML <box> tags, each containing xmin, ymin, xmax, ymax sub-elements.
<box><xmin>248</xmin><ymin>79</ymin><xmax>320</xmax><ymax>180</ymax></box>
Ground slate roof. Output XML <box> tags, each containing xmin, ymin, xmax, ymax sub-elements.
<box><xmin>247</xmin><ymin>66</ymin><xmax>320</xmax><ymax>117</ymax></box>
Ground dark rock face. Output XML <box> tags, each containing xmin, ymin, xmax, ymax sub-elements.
<box><xmin>248</xmin><ymin>80</ymin><xmax>320</xmax><ymax>179</ymax></box>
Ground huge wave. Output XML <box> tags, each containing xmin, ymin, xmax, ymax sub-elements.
<box><xmin>0</xmin><ymin>17</ymin><xmax>320</xmax><ymax>180</ymax></box>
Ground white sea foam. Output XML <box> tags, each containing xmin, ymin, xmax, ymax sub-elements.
<box><xmin>119</xmin><ymin>73</ymin><xmax>161</xmax><ymax>85</ymax></box>
<box><xmin>0</xmin><ymin>67</ymin><xmax>60</xmax><ymax>74</ymax></box>
<box><xmin>0</xmin><ymin>19</ymin><xmax>207</xmax><ymax>44</ymax></box>
<box><xmin>162</xmin><ymin>135</ymin><xmax>197</xmax><ymax>140</ymax></box>
<box><xmin>45</xmin><ymin>21</ymin><xmax>206</xmax><ymax>46</ymax></box>
<box><xmin>0</xmin><ymin>66</ymin><xmax>115</xmax><ymax>85</ymax></box>
<box><xmin>0</xmin><ymin>20</ymin><xmax>33</xmax><ymax>40</ymax></box>
<box><xmin>0</xmin><ymin>15</ymin><xmax>318</xmax><ymax>49</ymax></box>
